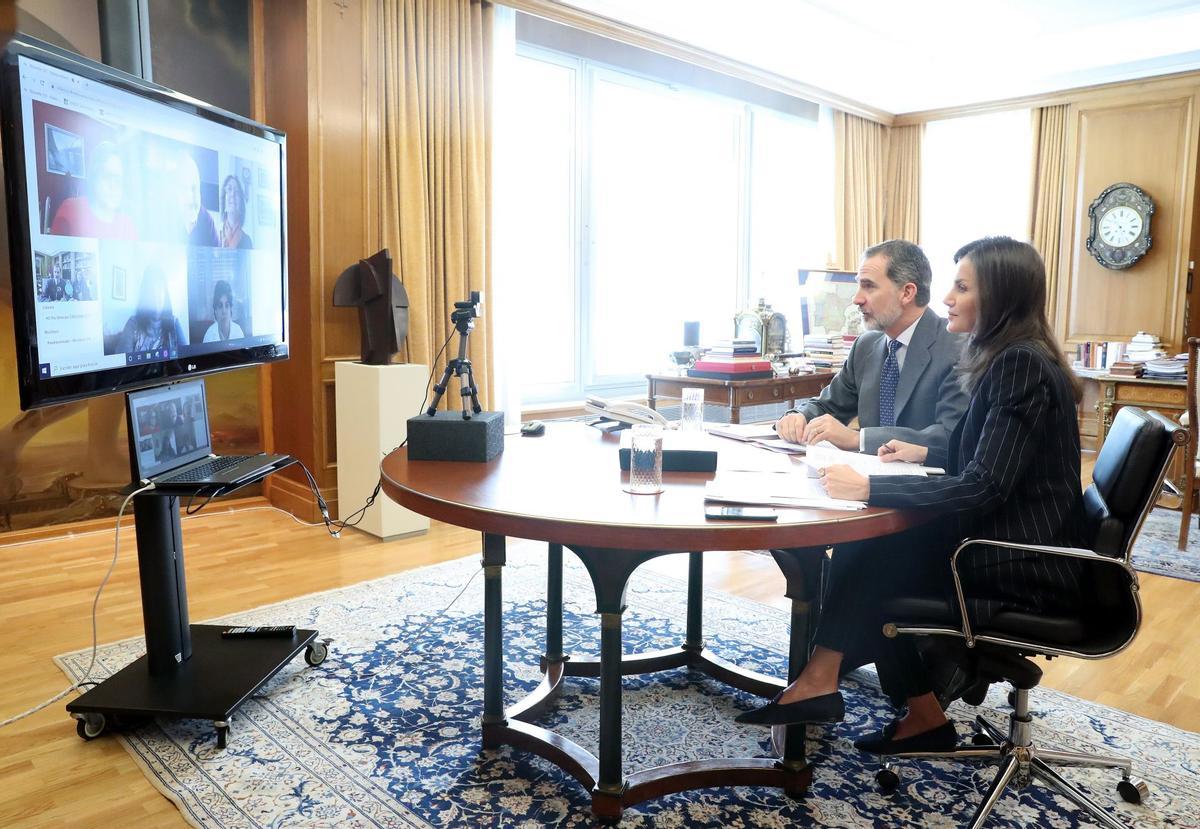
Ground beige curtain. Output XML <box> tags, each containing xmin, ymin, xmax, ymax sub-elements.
<box><xmin>1029</xmin><ymin>104</ymin><xmax>1069</xmax><ymax>315</ymax></box>
<box><xmin>834</xmin><ymin>111</ymin><xmax>886</xmax><ymax>269</ymax></box>
<box><xmin>883</xmin><ymin>123</ymin><xmax>922</xmax><ymax>243</ymax></box>
<box><xmin>834</xmin><ymin>113</ymin><xmax>923</xmax><ymax>269</ymax></box>
<box><xmin>381</xmin><ymin>0</ymin><xmax>495</xmax><ymax>408</ymax></box>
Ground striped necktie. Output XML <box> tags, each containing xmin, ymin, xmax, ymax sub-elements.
<box><xmin>879</xmin><ymin>339</ymin><xmax>902</xmax><ymax>428</ymax></box>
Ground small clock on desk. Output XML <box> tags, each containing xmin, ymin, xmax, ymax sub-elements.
<box><xmin>1086</xmin><ymin>182</ymin><xmax>1154</xmax><ymax>270</ymax></box>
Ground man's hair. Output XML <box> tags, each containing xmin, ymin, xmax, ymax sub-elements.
<box><xmin>862</xmin><ymin>239</ymin><xmax>932</xmax><ymax>306</ymax></box>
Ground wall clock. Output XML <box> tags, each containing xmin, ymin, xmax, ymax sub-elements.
<box><xmin>1086</xmin><ymin>182</ymin><xmax>1154</xmax><ymax>270</ymax></box>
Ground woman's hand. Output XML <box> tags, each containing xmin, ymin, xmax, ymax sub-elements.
<box><xmin>818</xmin><ymin>464</ymin><xmax>869</xmax><ymax>501</ymax></box>
<box><xmin>877</xmin><ymin>439</ymin><xmax>928</xmax><ymax>464</ymax></box>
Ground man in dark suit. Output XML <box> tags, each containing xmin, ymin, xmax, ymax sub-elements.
<box><xmin>777</xmin><ymin>239</ymin><xmax>967</xmax><ymax>458</ymax></box>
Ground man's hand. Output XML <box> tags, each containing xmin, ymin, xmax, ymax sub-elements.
<box><xmin>818</xmin><ymin>464</ymin><xmax>869</xmax><ymax>501</ymax></box>
<box><xmin>803</xmin><ymin>414</ymin><xmax>859</xmax><ymax>450</ymax></box>
<box><xmin>776</xmin><ymin>412</ymin><xmax>808</xmax><ymax>443</ymax></box>
<box><xmin>878</xmin><ymin>439</ymin><xmax>929</xmax><ymax>464</ymax></box>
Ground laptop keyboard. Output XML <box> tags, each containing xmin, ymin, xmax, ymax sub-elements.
<box><xmin>163</xmin><ymin>455</ymin><xmax>252</xmax><ymax>483</ymax></box>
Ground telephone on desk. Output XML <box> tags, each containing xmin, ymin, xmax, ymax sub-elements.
<box><xmin>584</xmin><ymin>395</ymin><xmax>670</xmax><ymax>430</ymax></box>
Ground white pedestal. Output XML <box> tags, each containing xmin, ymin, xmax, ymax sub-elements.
<box><xmin>335</xmin><ymin>361</ymin><xmax>430</xmax><ymax>539</ymax></box>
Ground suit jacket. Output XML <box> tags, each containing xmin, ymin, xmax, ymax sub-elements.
<box><xmin>868</xmin><ymin>343</ymin><xmax>1086</xmax><ymax>616</ymax></box>
<box><xmin>798</xmin><ymin>307</ymin><xmax>968</xmax><ymax>456</ymax></box>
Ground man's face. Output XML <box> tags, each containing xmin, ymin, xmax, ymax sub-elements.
<box><xmin>852</xmin><ymin>254</ymin><xmax>905</xmax><ymax>332</ymax></box>
<box><xmin>180</xmin><ymin>160</ymin><xmax>202</xmax><ymax>223</ymax></box>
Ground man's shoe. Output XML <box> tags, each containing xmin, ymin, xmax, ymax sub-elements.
<box><xmin>853</xmin><ymin>719</ymin><xmax>958</xmax><ymax>754</ymax></box>
<box><xmin>734</xmin><ymin>691</ymin><xmax>845</xmax><ymax>726</ymax></box>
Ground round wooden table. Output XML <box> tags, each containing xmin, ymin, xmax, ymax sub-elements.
<box><xmin>381</xmin><ymin>421</ymin><xmax>927</xmax><ymax>824</ymax></box>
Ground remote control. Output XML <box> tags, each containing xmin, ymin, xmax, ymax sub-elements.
<box><xmin>221</xmin><ymin>625</ymin><xmax>296</xmax><ymax>638</ymax></box>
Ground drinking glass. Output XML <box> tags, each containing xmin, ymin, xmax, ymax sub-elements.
<box><xmin>679</xmin><ymin>387</ymin><xmax>704</xmax><ymax>431</ymax></box>
<box><xmin>625</xmin><ymin>424</ymin><xmax>664</xmax><ymax>494</ymax></box>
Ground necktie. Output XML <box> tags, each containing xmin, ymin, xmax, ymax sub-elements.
<box><xmin>879</xmin><ymin>339</ymin><xmax>902</xmax><ymax>428</ymax></box>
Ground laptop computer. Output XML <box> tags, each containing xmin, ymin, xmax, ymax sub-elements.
<box><xmin>127</xmin><ymin>378</ymin><xmax>288</xmax><ymax>487</ymax></box>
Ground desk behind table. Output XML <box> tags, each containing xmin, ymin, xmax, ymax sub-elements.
<box><xmin>646</xmin><ymin>371</ymin><xmax>836</xmax><ymax>424</ymax></box>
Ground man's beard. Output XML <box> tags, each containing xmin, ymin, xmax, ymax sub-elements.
<box><xmin>862</xmin><ymin>305</ymin><xmax>901</xmax><ymax>332</ymax></box>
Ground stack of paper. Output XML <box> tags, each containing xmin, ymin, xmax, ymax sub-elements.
<box><xmin>707</xmin><ymin>424</ymin><xmax>806</xmax><ymax>454</ymax></box>
<box><xmin>804</xmin><ymin>443</ymin><xmax>932</xmax><ymax>476</ymax></box>
<box><xmin>704</xmin><ymin>471</ymin><xmax>866</xmax><ymax>511</ymax></box>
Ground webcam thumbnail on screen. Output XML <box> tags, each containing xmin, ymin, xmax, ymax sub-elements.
<box><xmin>17</xmin><ymin>55</ymin><xmax>285</xmax><ymax>381</ymax></box>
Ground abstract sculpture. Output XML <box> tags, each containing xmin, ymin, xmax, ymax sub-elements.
<box><xmin>332</xmin><ymin>248</ymin><xmax>409</xmax><ymax>365</ymax></box>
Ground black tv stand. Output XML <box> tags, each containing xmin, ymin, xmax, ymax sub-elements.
<box><xmin>66</xmin><ymin>462</ymin><xmax>325</xmax><ymax>749</ymax></box>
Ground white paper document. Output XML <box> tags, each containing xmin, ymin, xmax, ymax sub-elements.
<box><xmin>704</xmin><ymin>471</ymin><xmax>866</xmax><ymax>511</ymax></box>
<box><xmin>804</xmin><ymin>443</ymin><xmax>941</xmax><ymax>476</ymax></box>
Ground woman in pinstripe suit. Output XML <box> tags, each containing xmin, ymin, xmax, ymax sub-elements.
<box><xmin>736</xmin><ymin>237</ymin><xmax>1085</xmax><ymax>755</ymax></box>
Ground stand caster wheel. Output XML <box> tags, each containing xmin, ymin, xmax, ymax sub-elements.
<box><xmin>215</xmin><ymin>720</ymin><xmax>230</xmax><ymax>750</ymax></box>
<box><xmin>972</xmin><ymin>732</ymin><xmax>993</xmax><ymax>746</ymax></box>
<box><xmin>75</xmin><ymin>712</ymin><xmax>106</xmax><ymax>740</ymax></box>
<box><xmin>305</xmin><ymin>641</ymin><xmax>329</xmax><ymax>666</ymax></box>
<box><xmin>876</xmin><ymin>764</ymin><xmax>900</xmax><ymax>793</ymax></box>
<box><xmin>1117</xmin><ymin>779</ymin><xmax>1148</xmax><ymax>804</ymax></box>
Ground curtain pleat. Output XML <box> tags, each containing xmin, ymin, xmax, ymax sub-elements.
<box><xmin>835</xmin><ymin>113</ymin><xmax>923</xmax><ymax>270</ymax></box>
<box><xmin>1030</xmin><ymin>104</ymin><xmax>1069</xmax><ymax>315</ymax></box>
<box><xmin>382</xmin><ymin>0</ymin><xmax>494</xmax><ymax>408</ymax></box>
<box><xmin>883</xmin><ymin>123</ymin><xmax>923</xmax><ymax>243</ymax></box>
<box><xmin>834</xmin><ymin>111</ymin><xmax>886</xmax><ymax>269</ymax></box>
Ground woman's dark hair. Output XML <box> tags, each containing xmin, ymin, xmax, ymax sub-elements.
<box><xmin>220</xmin><ymin>174</ymin><xmax>244</xmax><ymax>222</ymax></box>
<box><xmin>953</xmin><ymin>236</ymin><xmax>1081</xmax><ymax>402</ymax></box>
<box><xmin>211</xmin><ymin>279</ymin><xmax>234</xmax><ymax>311</ymax></box>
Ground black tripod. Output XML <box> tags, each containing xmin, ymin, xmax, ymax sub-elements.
<box><xmin>426</xmin><ymin>303</ymin><xmax>482</xmax><ymax>420</ymax></box>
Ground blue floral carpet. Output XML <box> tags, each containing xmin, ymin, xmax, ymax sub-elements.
<box><xmin>1131</xmin><ymin>508</ymin><xmax>1200</xmax><ymax>582</ymax></box>
<box><xmin>57</xmin><ymin>549</ymin><xmax>1198</xmax><ymax>828</ymax></box>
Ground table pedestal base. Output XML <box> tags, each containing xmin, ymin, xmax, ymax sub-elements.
<box><xmin>479</xmin><ymin>536</ymin><xmax>825</xmax><ymax>824</ymax></box>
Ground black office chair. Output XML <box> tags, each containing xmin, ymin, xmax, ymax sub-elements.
<box><xmin>872</xmin><ymin>406</ymin><xmax>1184</xmax><ymax>829</ymax></box>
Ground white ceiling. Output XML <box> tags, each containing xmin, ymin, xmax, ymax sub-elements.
<box><xmin>558</xmin><ymin>0</ymin><xmax>1200</xmax><ymax>114</ymax></box>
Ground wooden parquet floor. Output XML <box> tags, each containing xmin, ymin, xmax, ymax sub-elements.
<box><xmin>0</xmin><ymin>483</ymin><xmax>1196</xmax><ymax>828</ymax></box>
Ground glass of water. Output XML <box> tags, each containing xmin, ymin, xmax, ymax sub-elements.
<box><xmin>625</xmin><ymin>424</ymin><xmax>664</xmax><ymax>494</ymax></box>
<box><xmin>679</xmin><ymin>387</ymin><xmax>705</xmax><ymax>431</ymax></box>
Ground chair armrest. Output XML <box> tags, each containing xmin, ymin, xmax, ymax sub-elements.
<box><xmin>941</xmin><ymin>538</ymin><xmax>1133</xmax><ymax>646</ymax></box>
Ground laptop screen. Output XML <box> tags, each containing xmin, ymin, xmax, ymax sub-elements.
<box><xmin>127</xmin><ymin>379</ymin><xmax>212</xmax><ymax>480</ymax></box>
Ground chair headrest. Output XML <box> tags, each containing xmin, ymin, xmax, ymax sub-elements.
<box><xmin>1091</xmin><ymin>408</ymin><xmax>1180</xmax><ymax>538</ymax></box>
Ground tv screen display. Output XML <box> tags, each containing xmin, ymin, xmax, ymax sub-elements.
<box><xmin>0</xmin><ymin>36</ymin><xmax>288</xmax><ymax>409</ymax></box>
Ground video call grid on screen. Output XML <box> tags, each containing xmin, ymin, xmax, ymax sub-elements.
<box><xmin>17</xmin><ymin>54</ymin><xmax>285</xmax><ymax>382</ymax></box>
<box><xmin>128</xmin><ymin>379</ymin><xmax>212</xmax><ymax>480</ymax></box>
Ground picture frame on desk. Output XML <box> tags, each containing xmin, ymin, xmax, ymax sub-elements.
<box><xmin>798</xmin><ymin>269</ymin><xmax>857</xmax><ymax>335</ymax></box>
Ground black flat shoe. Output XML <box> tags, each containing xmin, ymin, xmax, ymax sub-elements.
<box><xmin>853</xmin><ymin>719</ymin><xmax>957</xmax><ymax>754</ymax></box>
<box><xmin>734</xmin><ymin>691</ymin><xmax>845</xmax><ymax>726</ymax></box>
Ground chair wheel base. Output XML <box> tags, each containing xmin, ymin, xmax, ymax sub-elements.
<box><xmin>875</xmin><ymin>764</ymin><xmax>900</xmax><ymax>793</ymax></box>
<box><xmin>1117</xmin><ymin>779</ymin><xmax>1148</xmax><ymax>804</ymax></box>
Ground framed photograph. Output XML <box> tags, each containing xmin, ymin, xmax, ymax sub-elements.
<box><xmin>111</xmin><ymin>265</ymin><xmax>126</xmax><ymax>301</ymax></box>
<box><xmin>45</xmin><ymin>123</ymin><xmax>84</xmax><ymax>177</ymax></box>
<box><xmin>798</xmin><ymin>269</ymin><xmax>858</xmax><ymax>336</ymax></box>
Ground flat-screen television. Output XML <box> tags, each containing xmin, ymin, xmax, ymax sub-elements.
<box><xmin>0</xmin><ymin>35</ymin><xmax>288</xmax><ymax>410</ymax></box>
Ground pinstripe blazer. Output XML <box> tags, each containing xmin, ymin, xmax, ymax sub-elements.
<box><xmin>868</xmin><ymin>343</ymin><xmax>1086</xmax><ymax>616</ymax></box>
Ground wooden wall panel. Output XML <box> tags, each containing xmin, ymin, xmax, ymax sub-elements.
<box><xmin>1055</xmin><ymin>90</ymin><xmax>1199</xmax><ymax>352</ymax></box>
<box><xmin>258</xmin><ymin>0</ymin><xmax>383</xmax><ymax>520</ymax></box>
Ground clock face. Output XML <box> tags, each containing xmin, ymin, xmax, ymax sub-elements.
<box><xmin>1098</xmin><ymin>206</ymin><xmax>1143</xmax><ymax>247</ymax></box>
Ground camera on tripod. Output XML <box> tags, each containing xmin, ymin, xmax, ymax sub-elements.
<box><xmin>450</xmin><ymin>291</ymin><xmax>482</xmax><ymax>327</ymax></box>
<box><xmin>407</xmin><ymin>288</ymin><xmax>503</xmax><ymax>462</ymax></box>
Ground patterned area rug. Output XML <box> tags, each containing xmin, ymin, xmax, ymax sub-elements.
<box><xmin>1131</xmin><ymin>508</ymin><xmax>1200</xmax><ymax>582</ymax></box>
<box><xmin>57</xmin><ymin>549</ymin><xmax>1198</xmax><ymax>828</ymax></box>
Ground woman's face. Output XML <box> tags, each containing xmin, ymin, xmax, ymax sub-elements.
<box><xmin>96</xmin><ymin>153</ymin><xmax>124</xmax><ymax>213</ymax></box>
<box><xmin>223</xmin><ymin>178</ymin><xmax>244</xmax><ymax>224</ymax></box>
<box><xmin>214</xmin><ymin>292</ymin><xmax>233</xmax><ymax>326</ymax></box>
<box><xmin>944</xmin><ymin>257</ymin><xmax>980</xmax><ymax>334</ymax></box>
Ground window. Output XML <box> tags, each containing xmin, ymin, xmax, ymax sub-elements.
<box><xmin>497</xmin><ymin>45</ymin><xmax>834</xmax><ymax>405</ymax></box>
<box><xmin>921</xmin><ymin>110</ymin><xmax>1033</xmax><ymax>313</ymax></box>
